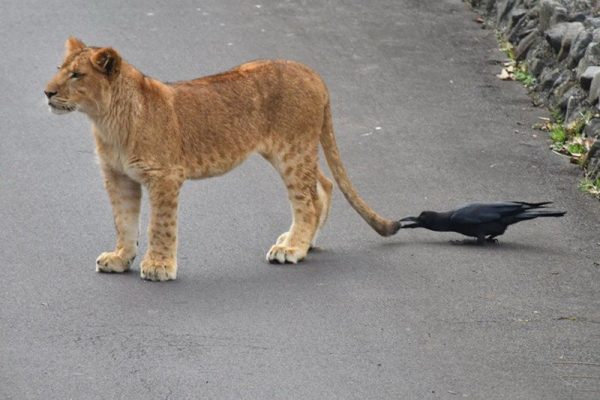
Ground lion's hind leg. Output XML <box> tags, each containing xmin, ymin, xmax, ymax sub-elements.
<box><xmin>266</xmin><ymin>152</ymin><xmax>321</xmax><ymax>264</ymax></box>
<box><xmin>310</xmin><ymin>169</ymin><xmax>333</xmax><ymax>249</ymax></box>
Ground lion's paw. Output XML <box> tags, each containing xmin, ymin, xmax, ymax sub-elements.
<box><xmin>96</xmin><ymin>252</ymin><xmax>134</xmax><ymax>273</ymax></box>
<box><xmin>275</xmin><ymin>232</ymin><xmax>289</xmax><ymax>246</ymax></box>
<box><xmin>266</xmin><ymin>245</ymin><xmax>306</xmax><ymax>264</ymax></box>
<box><xmin>140</xmin><ymin>258</ymin><xmax>177</xmax><ymax>281</ymax></box>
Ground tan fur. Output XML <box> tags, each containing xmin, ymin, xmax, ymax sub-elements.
<box><xmin>45</xmin><ymin>37</ymin><xmax>400</xmax><ymax>281</ymax></box>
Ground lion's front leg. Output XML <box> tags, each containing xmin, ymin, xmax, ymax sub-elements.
<box><xmin>140</xmin><ymin>175</ymin><xmax>183</xmax><ymax>281</ymax></box>
<box><xmin>96</xmin><ymin>168</ymin><xmax>141</xmax><ymax>273</ymax></box>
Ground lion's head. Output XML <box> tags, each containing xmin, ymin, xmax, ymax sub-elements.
<box><xmin>45</xmin><ymin>37</ymin><xmax>122</xmax><ymax>116</ymax></box>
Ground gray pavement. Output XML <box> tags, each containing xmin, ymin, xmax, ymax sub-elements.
<box><xmin>2</xmin><ymin>0</ymin><xmax>600</xmax><ymax>399</ymax></box>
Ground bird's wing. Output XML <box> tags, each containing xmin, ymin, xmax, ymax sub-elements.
<box><xmin>449</xmin><ymin>204</ymin><xmax>503</xmax><ymax>224</ymax></box>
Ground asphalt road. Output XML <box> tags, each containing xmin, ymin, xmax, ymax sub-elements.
<box><xmin>2</xmin><ymin>0</ymin><xmax>599</xmax><ymax>399</ymax></box>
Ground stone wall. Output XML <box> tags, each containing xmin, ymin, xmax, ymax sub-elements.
<box><xmin>466</xmin><ymin>0</ymin><xmax>600</xmax><ymax>188</ymax></box>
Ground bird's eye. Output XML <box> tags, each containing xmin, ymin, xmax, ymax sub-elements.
<box><xmin>70</xmin><ymin>71</ymin><xmax>83</xmax><ymax>79</ymax></box>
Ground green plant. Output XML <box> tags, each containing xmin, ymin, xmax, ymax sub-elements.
<box><xmin>567</xmin><ymin>143</ymin><xmax>586</xmax><ymax>155</ymax></box>
<box><xmin>550</xmin><ymin>125</ymin><xmax>567</xmax><ymax>143</ymax></box>
<box><xmin>566</xmin><ymin>111</ymin><xmax>592</xmax><ymax>136</ymax></box>
<box><xmin>550</xmin><ymin>108</ymin><xmax>564</xmax><ymax>124</ymax></box>
<box><xmin>514</xmin><ymin>70</ymin><xmax>536</xmax><ymax>88</ymax></box>
<box><xmin>497</xmin><ymin>33</ymin><xmax>516</xmax><ymax>60</ymax></box>
<box><xmin>580</xmin><ymin>177</ymin><xmax>600</xmax><ymax>197</ymax></box>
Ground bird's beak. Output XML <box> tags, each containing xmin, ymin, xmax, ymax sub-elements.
<box><xmin>399</xmin><ymin>216</ymin><xmax>421</xmax><ymax>229</ymax></box>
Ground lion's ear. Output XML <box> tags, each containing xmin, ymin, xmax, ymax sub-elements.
<box><xmin>90</xmin><ymin>47</ymin><xmax>122</xmax><ymax>78</ymax></box>
<box><xmin>65</xmin><ymin>37</ymin><xmax>86</xmax><ymax>55</ymax></box>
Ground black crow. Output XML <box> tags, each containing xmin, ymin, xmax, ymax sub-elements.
<box><xmin>399</xmin><ymin>201</ymin><xmax>566</xmax><ymax>243</ymax></box>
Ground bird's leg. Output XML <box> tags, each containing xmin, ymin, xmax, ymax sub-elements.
<box><xmin>476</xmin><ymin>235</ymin><xmax>486</xmax><ymax>245</ymax></box>
<box><xmin>485</xmin><ymin>235</ymin><xmax>499</xmax><ymax>244</ymax></box>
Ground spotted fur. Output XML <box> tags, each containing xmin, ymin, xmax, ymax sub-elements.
<box><xmin>45</xmin><ymin>37</ymin><xmax>400</xmax><ymax>281</ymax></box>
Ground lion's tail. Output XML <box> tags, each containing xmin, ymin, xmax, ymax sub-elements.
<box><xmin>319</xmin><ymin>103</ymin><xmax>401</xmax><ymax>237</ymax></box>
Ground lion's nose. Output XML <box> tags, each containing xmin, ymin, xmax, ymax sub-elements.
<box><xmin>44</xmin><ymin>90</ymin><xmax>57</xmax><ymax>99</ymax></box>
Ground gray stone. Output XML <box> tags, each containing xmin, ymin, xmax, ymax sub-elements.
<box><xmin>508</xmin><ymin>16</ymin><xmax>537</xmax><ymax>44</ymax></box>
<box><xmin>568</xmin><ymin>13</ymin><xmax>587</xmax><ymax>23</ymax></box>
<box><xmin>510</xmin><ymin>8</ymin><xmax>528</xmax><ymax>29</ymax></box>
<box><xmin>529</xmin><ymin>57</ymin><xmax>548</xmax><ymax>76</ymax></box>
<box><xmin>558</xmin><ymin>85</ymin><xmax>583</xmax><ymax>111</ymax></box>
<box><xmin>577</xmin><ymin>42</ymin><xmax>600</xmax><ymax>78</ymax></box>
<box><xmin>580</xmin><ymin>66</ymin><xmax>600</xmax><ymax>91</ymax></box>
<box><xmin>552</xmin><ymin>70</ymin><xmax>573</xmax><ymax>91</ymax></box>
<box><xmin>497</xmin><ymin>0</ymin><xmax>517</xmax><ymax>25</ymax></box>
<box><xmin>544</xmin><ymin>22</ymin><xmax>584</xmax><ymax>59</ymax></box>
<box><xmin>526</xmin><ymin>40</ymin><xmax>554</xmax><ymax>77</ymax></box>
<box><xmin>573</xmin><ymin>0</ymin><xmax>595</xmax><ymax>12</ymax></box>
<box><xmin>539</xmin><ymin>0</ymin><xmax>560</xmax><ymax>33</ymax></box>
<box><xmin>586</xmin><ymin>17</ymin><xmax>600</xmax><ymax>29</ymax></box>
<box><xmin>550</xmin><ymin>70</ymin><xmax>575</xmax><ymax>108</ymax></box>
<box><xmin>584</xmin><ymin>141</ymin><xmax>600</xmax><ymax>182</ymax></box>
<box><xmin>515</xmin><ymin>30</ymin><xmax>542</xmax><ymax>60</ymax></box>
<box><xmin>565</xmin><ymin>95</ymin><xmax>581</xmax><ymax>124</ymax></box>
<box><xmin>588</xmin><ymin>72</ymin><xmax>600</xmax><ymax>103</ymax></box>
<box><xmin>568</xmin><ymin>30</ymin><xmax>593</xmax><ymax>68</ymax></box>
<box><xmin>545</xmin><ymin>22</ymin><xmax>585</xmax><ymax>60</ymax></box>
<box><xmin>592</xmin><ymin>28</ymin><xmax>600</xmax><ymax>42</ymax></box>
<box><xmin>539</xmin><ymin>67</ymin><xmax>562</xmax><ymax>92</ymax></box>
<box><xmin>539</xmin><ymin>0</ymin><xmax>568</xmax><ymax>32</ymax></box>
<box><xmin>545</xmin><ymin>22</ymin><xmax>569</xmax><ymax>52</ymax></box>
<box><xmin>583</xmin><ymin>118</ymin><xmax>600</xmax><ymax>138</ymax></box>
<box><xmin>486</xmin><ymin>0</ymin><xmax>498</xmax><ymax>14</ymax></box>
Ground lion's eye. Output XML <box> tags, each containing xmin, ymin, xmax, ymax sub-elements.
<box><xmin>70</xmin><ymin>71</ymin><xmax>83</xmax><ymax>79</ymax></box>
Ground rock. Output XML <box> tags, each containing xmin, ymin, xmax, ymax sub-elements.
<box><xmin>539</xmin><ymin>0</ymin><xmax>568</xmax><ymax>33</ymax></box>
<box><xmin>565</xmin><ymin>96</ymin><xmax>581</xmax><ymax>124</ymax></box>
<box><xmin>586</xmin><ymin>17</ymin><xmax>600</xmax><ymax>29</ymax></box>
<box><xmin>558</xmin><ymin>85</ymin><xmax>584</xmax><ymax>111</ymax></box>
<box><xmin>508</xmin><ymin>16</ymin><xmax>537</xmax><ymax>45</ymax></box>
<box><xmin>539</xmin><ymin>67</ymin><xmax>562</xmax><ymax>93</ymax></box>
<box><xmin>529</xmin><ymin>57</ymin><xmax>548</xmax><ymax>76</ymax></box>
<box><xmin>565</xmin><ymin>96</ymin><xmax>589</xmax><ymax>128</ymax></box>
<box><xmin>545</xmin><ymin>23</ymin><xmax>568</xmax><ymax>52</ymax></box>
<box><xmin>583</xmin><ymin>141</ymin><xmax>600</xmax><ymax>180</ymax></box>
<box><xmin>568</xmin><ymin>13</ymin><xmax>587</xmax><ymax>23</ymax></box>
<box><xmin>516</xmin><ymin>30</ymin><xmax>542</xmax><ymax>60</ymax></box>
<box><xmin>550</xmin><ymin>70</ymin><xmax>575</xmax><ymax>107</ymax></box>
<box><xmin>583</xmin><ymin>118</ymin><xmax>600</xmax><ymax>138</ymax></box>
<box><xmin>510</xmin><ymin>8</ymin><xmax>528</xmax><ymax>30</ymax></box>
<box><xmin>589</xmin><ymin>73</ymin><xmax>600</xmax><ymax>103</ymax></box>
<box><xmin>568</xmin><ymin>30</ymin><xmax>593</xmax><ymax>68</ymax></box>
<box><xmin>580</xmin><ymin>66</ymin><xmax>600</xmax><ymax>91</ymax></box>
<box><xmin>544</xmin><ymin>22</ymin><xmax>584</xmax><ymax>59</ymax></box>
<box><xmin>573</xmin><ymin>0</ymin><xmax>595</xmax><ymax>12</ymax></box>
<box><xmin>485</xmin><ymin>0</ymin><xmax>498</xmax><ymax>15</ymax></box>
<box><xmin>577</xmin><ymin>42</ymin><xmax>600</xmax><ymax>78</ymax></box>
<box><xmin>552</xmin><ymin>70</ymin><xmax>573</xmax><ymax>91</ymax></box>
<box><xmin>526</xmin><ymin>39</ymin><xmax>554</xmax><ymax>76</ymax></box>
<box><xmin>558</xmin><ymin>22</ymin><xmax>585</xmax><ymax>61</ymax></box>
<box><xmin>592</xmin><ymin>28</ymin><xmax>600</xmax><ymax>42</ymax></box>
<box><xmin>497</xmin><ymin>0</ymin><xmax>517</xmax><ymax>25</ymax></box>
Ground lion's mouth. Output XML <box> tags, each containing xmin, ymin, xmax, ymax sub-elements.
<box><xmin>48</xmin><ymin>102</ymin><xmax>76</xmax><ymax>115</ymax></box>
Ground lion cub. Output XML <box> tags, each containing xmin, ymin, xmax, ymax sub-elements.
<box><xmin>45</xmin><ymin>37</ymin><xmax>401</xmax><ymax>281</ymax></box>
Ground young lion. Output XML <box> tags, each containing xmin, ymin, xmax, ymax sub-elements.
<box><xmin>45</xmin><ymin>37</ymin><xmax>401</xmax><ymax>281</ymax></box>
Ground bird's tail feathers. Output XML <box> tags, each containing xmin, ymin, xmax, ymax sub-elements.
<box><xmin>517</xmin><ymin>201</ymin><xmax>554</xmax><ymax>208</ymax></box>
<box><xmin>517</xmin><ymin>210</ymin><xmax>566</xmax><ymax>220</ymax></box>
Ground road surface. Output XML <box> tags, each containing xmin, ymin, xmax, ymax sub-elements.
<box><xmin>1</xmin><ymin>0</ymin><xmax>599</xmax><ymax>399</ymax></box>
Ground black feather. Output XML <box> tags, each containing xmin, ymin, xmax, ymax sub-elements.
<box><xmin>399</xmin><ymin>201</ymin><xmax>566</xmax><ymax>243</ymax></box>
